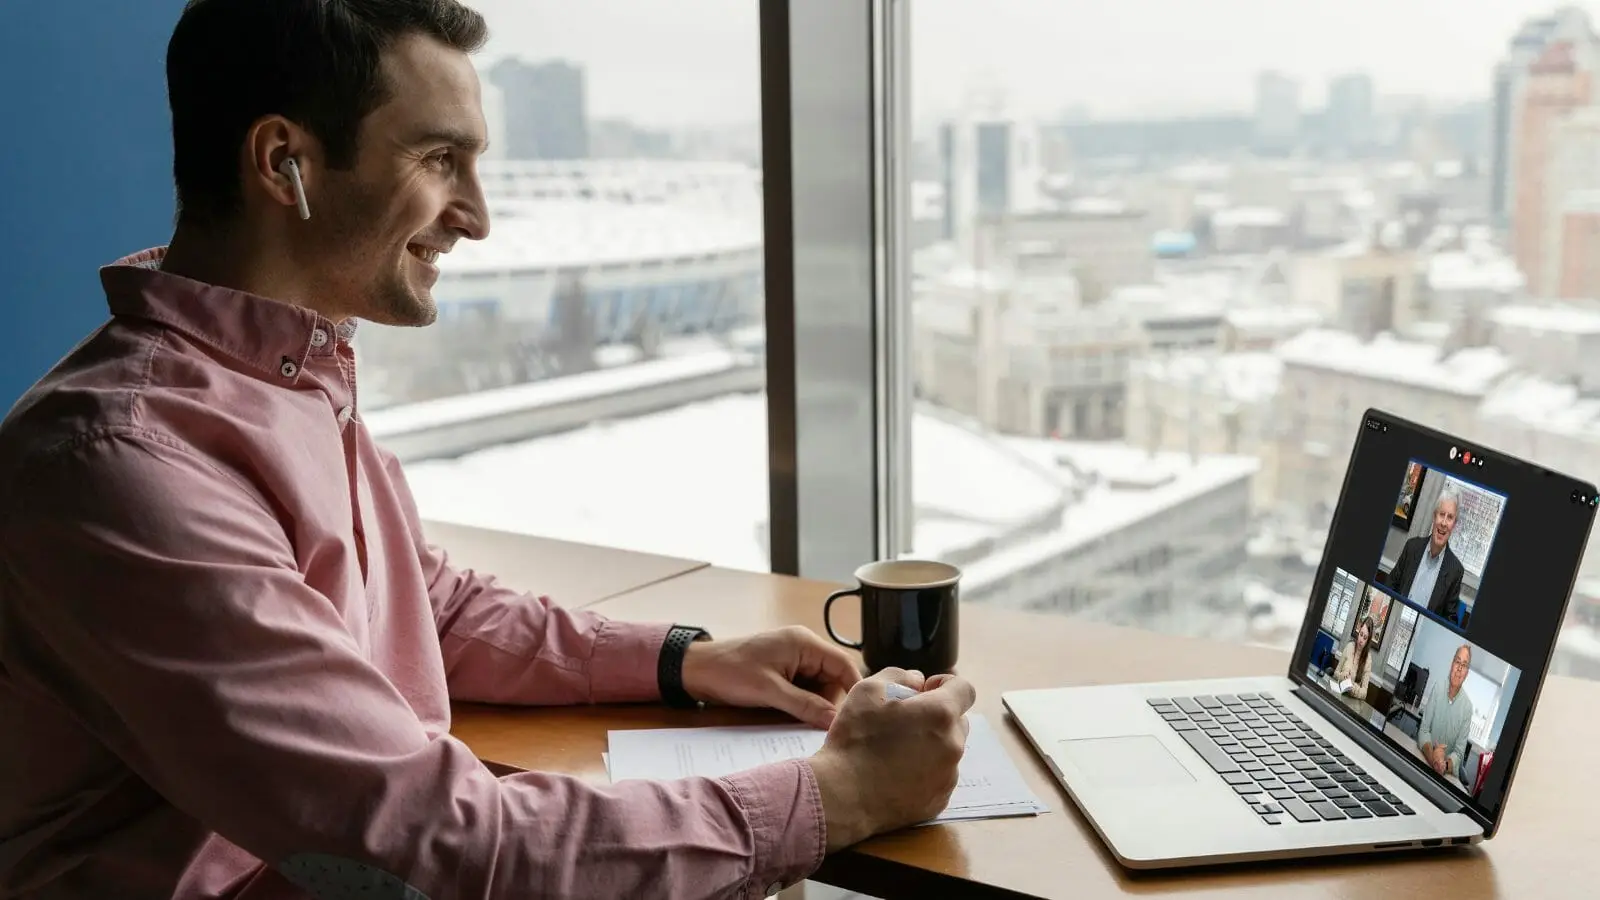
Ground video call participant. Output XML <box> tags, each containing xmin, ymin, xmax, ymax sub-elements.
<box><xmin>1417</xmin><ymin>644</ymin><xmax>1476</xmax><ymax>780</ymax></box>
<box><xmin>1390</xmin><ymin>490</ymin><xmax>1465</xmax><ymax>621</ymax></box>
<box><xmin>1332</xmin><ymin>615</ymin><xmax>1377</xmax><ymax>700</ymax></box>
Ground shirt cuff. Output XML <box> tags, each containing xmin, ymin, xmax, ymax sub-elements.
<box><xmin>721</xmin><ymin>759</ymin><xmax>827</xmax><ymax>897</ymax></box>
<box><xmin>588</xmin><ymin>619</ymin><xmax>672</xmax><ymax>704</ymax></box>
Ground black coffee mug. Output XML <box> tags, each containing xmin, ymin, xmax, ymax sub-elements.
<box><xmin>823</xmin><ymin>560</ymin><xmax>961</xmax><ymax>675</ymax></box>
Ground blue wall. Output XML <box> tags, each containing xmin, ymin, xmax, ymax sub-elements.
<box><xmin>0</xmin><ymin>2</ymin><xmax>179</xmax><ymax>406</ymax></box>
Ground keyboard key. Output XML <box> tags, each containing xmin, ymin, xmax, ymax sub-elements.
<box><xmin>1177</xmin><ymin>729</ymin><xmax>1239</xmax><ymax>773</ymax></box>
<box><xmin>1171</xmin><ymin>722</ymin><xmax>1199</xmax><ymax>732</ymax></box>
<box><xmin>1291</xmin><ymin>782</ymin><xmax>1320</xmax><ymax>795</ymax></box>
<box><xmin>1203</xmin><ymin>727</ymin><xmax>1229</xmax><ymax>738</ymax></box>
<box><xmin>1309</xmin><ymin>801</ymin><xmax>1347</xmax><ymax>821</ymax></box>
<box><xmin>1160</xmin><ymin>712</ymin><xmax>1188</xmax><ymax>723</ymax></box>
<box><xmin>1176</xmin><ymin>698</ymin><xmax>1205</xmax><ymax>715</ymax></box>
<box><xmin>1343</xmin><ymin>805</ymin><xmax>1374</xmax><ymax>820</ymax></box>
<box><xmin>1228</xmin><ymin>752</ymin><xmax>1253</xmax><ymax>763</ymax></box>
<box><xmin>1394</xmin><ymin>802</ymin><xmax>1415</xmax><ymax>816</ymax></box>
<box><xmin>1250</xmin><ymin>802</ymin><xmax>1278</xmax><ymax>815</ymax></box>
<box><xmin>1309</xmin><ymin>777</ymin><xmax>1337</xmax><ymax>790</ymax></box>
<box><xmin>1196</xmin><ymin>695</ymin><xmax>1224</xmax><ymax>709</ymax></box>
<box><xmin>1350</xmin><ymin>790</ymin><xmax>1379</xmax><ymax>802</ymax></box>
<box><xmin>1332</xmin><ymin>796</ymin><xmax>1363</xmax><ymax>809</ymax></box>
<box><xmin>1269</xmin><ymin>788</ymin><xmax>1298</xmax><ymax>801</ymax></box>
<box><xmin>1222</xmin><ymin>772</ymin><xmax>1254</xmax><ymax>785</ymax></box>
<box><xmin>1332</xmin><ymin>774</ymin><xmax>1360</xmax><ymax>785</ymax></box>
<box><xmin>1364</xmin><ymin>799</ymin><xmax>1400</xmax><ymax>817</ymax></box>
<box><xmin>1261</xmin><ymin>814</ymin><xmax>1283</xmax><ymax>825</ymax></box>
<box><xmin>1291</xmin><ymin>759</ymin><xmax>1320</xmax><ymax>772</ymax></box>
<box><xmin>1241</xmin><ymin>762</ymin><xmax>1267</xmax><ymax>773</ymax></box>
<box><xmin>1147</xmin><ymin>698</ymin><xmax>1172</xmax><ymax>706</ymax></box>
<box><xmin>1279</xmin><ymin>797</ymin><xmax>1322</xmax><ymax>823</ymax></box>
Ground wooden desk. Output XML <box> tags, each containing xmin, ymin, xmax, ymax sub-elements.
<box><xmin>453</xmin><ymin>565</ymin><xmax>1600</xmax><ymax>899</ymax></box>
<box><xmin>420</xmin><ymin>519</ymin><xmax>708</xmax><ymax>608</ymax></box>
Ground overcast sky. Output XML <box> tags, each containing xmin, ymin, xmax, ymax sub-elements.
<box><xmin>467</xmin><ymin>1</ymin><xmax>1595</xmax><ymax>127</ymax></box>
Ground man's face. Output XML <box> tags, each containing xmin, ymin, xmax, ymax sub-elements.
<box><xmin>298</xmin><ymin>33</ymin><xmax>490</xmax><ymax>326</ymax></box>
<box><xmin>1431</xmin><ymin>497</ymin><xmax>1458</xmax><ymax>550</ymax></box>
<box><xmin>1449</xmin><ymin>646</ymin><xmax>1470</xmax><ymax>693</ymax></box>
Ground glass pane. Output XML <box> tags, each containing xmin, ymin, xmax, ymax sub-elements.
<box><xmin>905</xmin><ymin>0</ymin><xmax>1600</xmax><ymax>680</ymax></box>
<box><xmin>357</xmin><ymin>1</ymin><xmax>768</xmax><ymax>569</ymax></box>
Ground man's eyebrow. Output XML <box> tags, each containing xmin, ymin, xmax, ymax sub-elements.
<box><xmin>409</xmin><ymin>128</ymin><xmax>488</xmax><ymax>153</ymax></box>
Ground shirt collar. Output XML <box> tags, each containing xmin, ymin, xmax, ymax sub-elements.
<box><xmin>100</xmin><ymin>247</ymin><xmax>352</xmax><ymax>381</ymax></box>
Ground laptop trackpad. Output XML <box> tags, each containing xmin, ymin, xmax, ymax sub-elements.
<box><xmin>1058</xmin><ymin>735</ymin><xmax>1196</xmax><ymax>789</ymax></box>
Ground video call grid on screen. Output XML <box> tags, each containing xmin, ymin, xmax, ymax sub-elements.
<box><xmin>1376</xmin><ymin>458</ymin><xmax>1509</xmax><ymax>638</ymax></box>
<box><xmin>1306</xmin><ymin>566</ymin><xmax>1522</xmax><ymax>801</ymax></box>
<box><xmin>1290</xmin><ymin>410</ymin><xmax>1595</xmax><ymax>826</ymax></box>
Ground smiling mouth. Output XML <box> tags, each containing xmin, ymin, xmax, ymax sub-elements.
<box><xmin>407</xmin><ymin>244</ymin><xmax>442</xmax><ymax>265</ymax></box>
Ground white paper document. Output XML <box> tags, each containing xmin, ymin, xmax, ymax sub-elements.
<box><xmin>605</xmin><ymin>714</ymin><xmax>1048</xmax><ymax>825</ymax></box>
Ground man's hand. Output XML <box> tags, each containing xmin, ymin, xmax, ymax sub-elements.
<box><xmin>809</xmin><ymin>669</ymin><xmax>976</xmax><ymax>852</ymax></box>
<box><xmin>679</xmin><ymin>625</ymin><xmax>862</xmax><ymax>729</ymax></box>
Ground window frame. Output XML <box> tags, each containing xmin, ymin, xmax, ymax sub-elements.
<box><xmin>760</xmin><ymin>0</ymin><xmax>912</xmax><ymax>580</ymax></box>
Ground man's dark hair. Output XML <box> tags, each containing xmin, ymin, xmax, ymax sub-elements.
<box><xmin>167</xmin><ymin>0</ymin><xmax>488</xmax><ymax>224</ymax></box>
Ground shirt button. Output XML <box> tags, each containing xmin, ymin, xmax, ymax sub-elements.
<box><xmin>337</xmin><ymin>406</ymin><xmax>354</xmax><ymax>426</ymax></box>
<box><xmin>280</xmin><ymin>358</ymin><xmax>299</xmax><ymax>379</ymax></box>
<box><xmin>310</xmin><ymin>328</ymin><xmax>329</xmax><ymax>348</ymax></box>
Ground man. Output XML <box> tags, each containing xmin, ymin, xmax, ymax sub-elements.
<box><xmin>1417</xmin><ymin>645</ymin><xmax>1476</xmax><ymax>780</ymax></box>
<box><xmin>0</xmin><ymin>2</ymin><xmax>974</xmax><ymax>898</ymax></box>
<box><xmin>1389</xmin><ymin>490</ymin><xmax>1466</xmax><ymax>621</ymax></box>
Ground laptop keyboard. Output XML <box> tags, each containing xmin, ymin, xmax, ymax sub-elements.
<box><xmin>1148</xmin><ymin>693</ymin><xmax>1417</xmax><ymax>825</ymax></box>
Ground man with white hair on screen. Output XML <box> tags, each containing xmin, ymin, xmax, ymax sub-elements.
<box><xmin>1390</xmin><ymin>487</ymin><xmax>1466</xmax><ymax>621</ymax></box>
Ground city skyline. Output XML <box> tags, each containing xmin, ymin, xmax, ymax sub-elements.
<box><xmin>468</xmin><ymin>0</ymin><xmax>1598</xmax><ymax>128</ymax></box>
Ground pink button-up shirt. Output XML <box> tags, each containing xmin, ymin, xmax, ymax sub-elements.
<box><xmin>0</xmin><ymin>248</ymin><xmax>824</xmax><ymax>899</ymax></box>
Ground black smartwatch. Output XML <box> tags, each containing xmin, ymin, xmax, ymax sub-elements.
<box><xmin>658</xmin><ymin>624</ymin><xmax>710</xmax><ymax>709</ymax></box>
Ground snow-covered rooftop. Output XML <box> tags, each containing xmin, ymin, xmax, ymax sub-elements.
<box><xmin>1276</xmin><ymin>329</ymin><xmax>1513</xmax><ymax>396</ymax></box>
<box><xmin>397</xmin><ymin>386</ymin><xmax>1259</xmax><ymax>589</ymax></box>
<box><xmin>1490</xmin><ymin>304</ymin><xmax>1600</xmax><ymax>336</ymax></box>
<box><xmin>439</xmin><ymin>200</ymin><xmax>760</xmax><ymax>276</ymax></box>
<box><xmin>1481</xmin><ymin>374</ymin><xmax>1600</xmax><ymax>439</ymax></box>
<box><xmin>1428</xmin><ymin>249</ymin><xmax>1525</xmax><ymax>294</ymax></box>
<box><xmin>1223</xmin><ymin>304</ymin><xmax>1325</xmax><ymax>335</ymax></box>
<box><xmin>955</xmin><ymin>440</ymin><xmax>1259</xmax><ymax>591</ymax></box>
<box><xmin>1214</xmin><ymin>207</ymin><xmax>1288</xmax><ymax>228</ymax></box>
<box><xmin>400</xmin><ymin>393</ymin><xmax>1070</xmax><ymax>574</ymax></box>
<box><xmin>1133</xmin><ymin>352</ymin><xmax>1283</xmax><ymax>404</ymax></box>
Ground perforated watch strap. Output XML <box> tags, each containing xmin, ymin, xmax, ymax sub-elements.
<box><xmin>658</xmin><ymin>624</ymin><xmax>710</xmax><ymax>708</ymax></box>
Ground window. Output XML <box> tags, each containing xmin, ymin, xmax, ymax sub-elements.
<box><xmin>357</xmin><ymin>0</ymin><xmax>771</xmax><ymax>570</ymax></box>
<box><xmin>900</xmin><ymin>0</ymin><xmax>1600</xmax><ymax>680</ymax></box>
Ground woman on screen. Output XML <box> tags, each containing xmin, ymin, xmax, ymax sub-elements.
<box><xmin>1333</xmin><ymin>616</ymin><xmax>1377</xmax><ymax>700</ymax></box>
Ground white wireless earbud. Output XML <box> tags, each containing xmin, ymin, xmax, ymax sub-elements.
<box><xmin>279</xmin><ymin>157</ymin><xmax>311</xmax><ymax>220</ymax></box>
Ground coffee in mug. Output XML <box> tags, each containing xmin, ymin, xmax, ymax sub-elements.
<box><xmin>823</xmin><ymin>559</ymin><xmax>960</xmax><ymax>675</ymax></box>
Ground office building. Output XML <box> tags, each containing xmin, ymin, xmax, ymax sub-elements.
<box><xmin>979</xmin><ymin>199</ymin><xmax>1154</xmax><ymax>296</ymax></box>
<box><xmin>488</xmin><ymin>57</ymin><xmax>590</xmax><ymax>160</ymax></box>
<box><xmin>1254</xmin><ymin>71</ymin><xmax>1302</xmax><ymax>155</ymax></box>
<box><xmin>1511</xmin><ymin>37</ymin><xmax>1597</xmax><ymax>293</ymax></box>
<box><xmin>1490</xmin><ymin>7</ymin><xmax>1597</xmax><ymax>228</ymax></box>
<box><xmin>1327</xmin><ymin>73</ymin><xmax>1376</xmax><ymax>154</ymax></box>
<box><xmin>1125</xmin><ymin>351</ymin><xmax>1283</xmax><ymax>511</ymax></box>
<box><xmin>1290</xmin><ymin>240</ymin><xmax>1423</xmax><ymax>341</ymax></box>
<box><xmin>1271</xmin><ymin>329</ymin><xmax>1512</xmax><ymax>525</ymax></box>
<box><xmin>913</xmin><ymin>267</ymin><xmax>1145</xmax><ymax>440</ymax></box>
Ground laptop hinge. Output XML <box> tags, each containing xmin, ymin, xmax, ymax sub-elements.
<box><xmin>1290</xmin><ymin>684</ymin><xmax>1471</xmax><ymax>818</ymax></box>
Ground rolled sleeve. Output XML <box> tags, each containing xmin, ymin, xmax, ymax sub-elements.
<box><xmin>722</xmin><ymin>760</ymin><xmax>828</xmax><ymax>897</ymax></box>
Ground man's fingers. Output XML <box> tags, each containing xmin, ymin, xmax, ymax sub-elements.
<box><xmin>771</xmin><ymin>678</ymin><xmax>838</xmax><ymax>730</ymax></box>
<box><xmin>795</xmin><ymin>631</ymin><xmax>864</xmax><ymax>693</ymax></box>
<box><xmin>918</xmin><ymin>673</ymin><xmax>977</xmax><ymax>717</ymax></box>
<box><xmin>871</xmin><ymin>667</ymin><xmax>927</xmax><ymax>692</ymax></box>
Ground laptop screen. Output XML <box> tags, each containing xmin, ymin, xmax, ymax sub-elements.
<box><xmin>1292</xmin><ymin>409</ymin><xmax>1594</xmax><ymax>828</ymax></box>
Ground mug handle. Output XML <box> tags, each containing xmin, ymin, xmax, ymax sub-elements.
<box><xmin>823</xmin><ymin>586</ymin><xmax>863</xmax><ymax>649</ymax></box>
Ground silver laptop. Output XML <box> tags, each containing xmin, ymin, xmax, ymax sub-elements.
<box><xmin>1003</xmin><ymin>409</ymin><xmax>1596</xmax><ymax>868</ymax></box>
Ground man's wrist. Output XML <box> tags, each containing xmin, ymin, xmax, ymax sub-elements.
<box><xmin>657</xmin><ymin>624</ymin><xmax>710</xmax><ymax>708</ymax></box>
<box><xmin>807</xmin><ymin>752</ymin><xmax>873</xmax><ymax>854</ymax></box>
